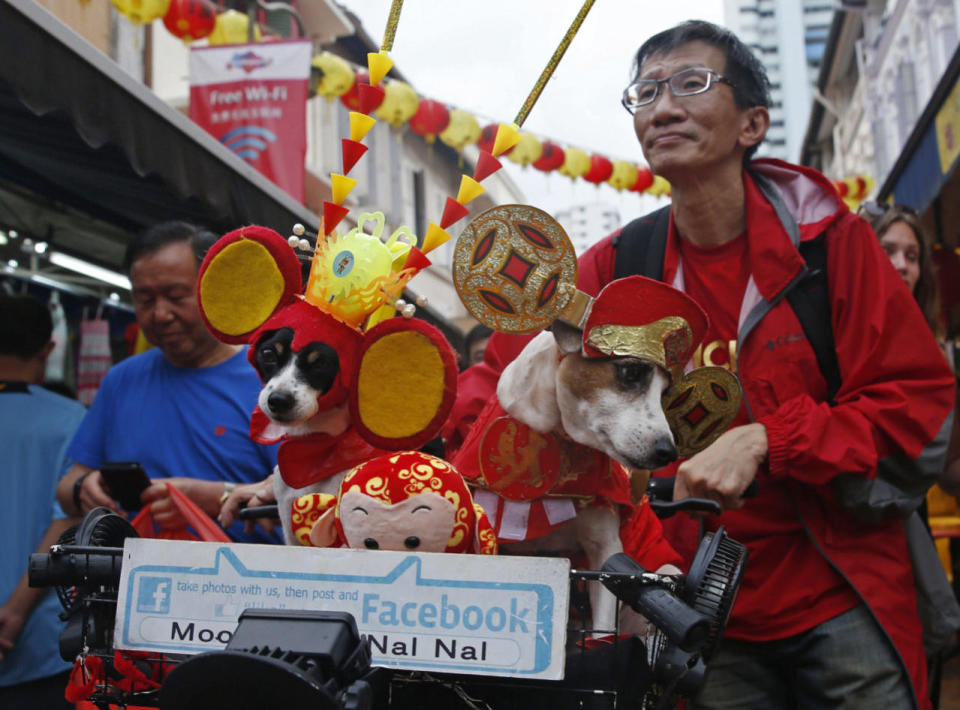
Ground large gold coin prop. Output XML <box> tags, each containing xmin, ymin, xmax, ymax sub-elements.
<box><xmin>663</xmin><ymin>367</ymin><xmax>742</xmax><ymax>457</ymax></box>
<box><xmin>453</xmin><ymin>205</ymin><xmax>578</xmax><ymax>334</ymax></box>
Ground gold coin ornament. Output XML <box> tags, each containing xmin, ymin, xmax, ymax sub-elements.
<box><xmin>453</xmin><ymin>205</ymin><xmax>578</xmax><ymax>334</ymax></box>
<box><xmin>663</xmin><ymin>366</ymin><xmax>743</xmax><ymax>457</ymax></box>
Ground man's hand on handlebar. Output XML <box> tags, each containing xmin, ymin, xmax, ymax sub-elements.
<box><xmin>617</xmin><ymin>562</ymin><xmax>684</xmax><ymax>637</ymax></box>
<box><xmin>675</xmin><ymin>422</ymin><xmax>767</xmax><ymax>512</ymax></box>
<box><xmin>218</xmin><ymin>475</ymin><xmax>277</xmax><ymax>535</ymax></box>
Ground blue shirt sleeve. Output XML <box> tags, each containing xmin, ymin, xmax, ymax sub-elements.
<box><xmin>66</xmin><ymin>368</ymin><xmax>117</xmax><ymax>469</ymax></box>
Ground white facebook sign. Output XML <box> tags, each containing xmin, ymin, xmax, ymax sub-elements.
<box><xmin>115</xmin><ymin>539</ymin><xmax>569</xmax><ymax>679</ymax></box>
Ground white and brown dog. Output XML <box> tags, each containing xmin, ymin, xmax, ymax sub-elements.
<box><xmin>196</xmin><ymin>224</ymin><xmax>459</xmax><ymax>545</ymax></box>
<box><xmin>453</xmin><ymin>273</ymin><xmax>739</xmax><ymax>634</ymax></box>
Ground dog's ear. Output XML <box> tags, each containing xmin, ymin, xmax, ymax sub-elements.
<box><xmin>197</xmin><ymin>226</ymin><xmax>303</xmax><ymax>344</ymax></box>
<box><xmin>497</xmin><ymin>331</ymin><xmax>562</xmax><ymax>432</ymax></box>
<box><xmin>549</xmin><ymin>320</ymin><xmax>583</xmax><ymax>355</ymax></box>
<box><xmin>349</xmin><ymin>317</ymin><xmax>458</xmax><ymax>450</ymax></box>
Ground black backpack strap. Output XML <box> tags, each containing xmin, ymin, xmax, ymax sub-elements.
<box><xmin>787</xmin><ymin>235</ymin><xmax>841</xmax><ymax>404</ymax></box>
<box><xmin>613</xmin><ymin>203</ymin><xmax>842</xmax><ymax>403</ymax></box>
<box><xmin>612</xmin><ymin>205</ymin><xmax>671</xmax><ymax>280</ymax></box>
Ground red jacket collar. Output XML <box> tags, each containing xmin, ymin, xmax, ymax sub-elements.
<box><xmin>663</xmin><ymin>162</ymin><xmax>846</xmax><ymax>302</ymax></box>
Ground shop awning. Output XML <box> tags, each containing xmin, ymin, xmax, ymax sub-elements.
<box><xmin>0</xmin><ymin>0</ymin><xmax>320</xmax><ymax>276</ymax></box>
<box><xmin>879</xmin><ymin>43</ymin><xmax>960</xmax><ymax>212</ymax></box>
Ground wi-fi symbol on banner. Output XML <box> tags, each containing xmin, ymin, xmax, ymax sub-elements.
<box><xmin>220</xmin><ymin>125</ymin><xmax>277</xmax><ymax>162</ymax></box>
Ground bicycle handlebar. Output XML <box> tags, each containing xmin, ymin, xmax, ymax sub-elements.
<box><xmin>29</xmin><ymin>545</ymin><xmax>124</xmax><ymax>589</ymax></box>
<box><xmin>600</xmin><ymin>553</ymin><xmax>710</xmax><ymax>653</ymax></box>
<box><xmin>237</xmin><ymin>505</ymin><xmax>280</xmax><ymax>521</ymax></box>
<box><xmin>646</xmin><ymin>477</ymin><xmax>757</xmax><ymax>518</ymax></box>
<box><xmin>234</xmin><ymin>477</ymin><xmax>759</xmax><ymax>522</ymax></box>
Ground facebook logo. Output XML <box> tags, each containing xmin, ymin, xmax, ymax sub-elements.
<box><xmin>137</xmin><ymin>576</ymin><xmax>172</xmax><ymax>614</ymax></box>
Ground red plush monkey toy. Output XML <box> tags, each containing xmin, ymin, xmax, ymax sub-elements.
<box><xmin>292</xmin><ymin>450</ymin><xmax>497</xmax><ymax>555</ymax></box>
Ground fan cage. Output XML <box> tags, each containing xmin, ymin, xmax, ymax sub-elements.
<box><xmin>686</xmin><ymin>531</ymin><xmax>747</xmax><ymax>662</ymax></box>
<box><xmin>53</xmin><ymin>509</ymin><xmax>138</xmax><ymax>614</ymax></box>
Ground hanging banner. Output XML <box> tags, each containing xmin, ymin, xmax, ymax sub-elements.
<box><xmin>190</xmin><ymin>40</ymin><xmax>311</xmax><ymax>202</ymax></box>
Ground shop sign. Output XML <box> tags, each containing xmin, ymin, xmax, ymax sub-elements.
<box><xmin>189</xmin><ymin>40</ymin><xmax>311</xmax><ymax>201</ymax></box>
<box><xmin>115</xmin><ymin>539</ymin><xmax>569</xmax><ymax>679</ymax></box>
<box><xmin>935</xmin><ymin>75</ymin><xmax>960</xmax><ymax>175</ymax></box>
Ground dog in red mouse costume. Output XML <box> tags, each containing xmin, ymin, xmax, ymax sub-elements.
<box><xmin>196</xmin><ymin>219</ymin><xmax>458</xmax><ymax>545</ymax></box>
<box><xmin>292</xmin><ymin>450</ymin><xmax>497</xmax><ymax>555</ymax></box>
<box><xmin>450</xmin><ymin>204</ymin><xmax>742</xmax><ymax>633</ymax></box>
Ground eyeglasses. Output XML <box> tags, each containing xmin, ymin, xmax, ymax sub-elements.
<box><xmin>621</xmin><ymin>67</ymin><xmax>735</xmax><ymax>114</ymax></box>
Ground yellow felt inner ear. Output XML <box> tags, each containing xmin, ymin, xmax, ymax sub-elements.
<box><xmin>199</xmin><ymin>240</ymin><xmax>286</xmax><ymax>337</ymax></box>
<box><xmin>357</xmin><ymin>330</ymin><xmax>445</xmax><ymax>439</ymax></box>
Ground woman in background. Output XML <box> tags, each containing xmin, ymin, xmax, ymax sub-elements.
<box><xmin>868</xmin><ymin>205</ymin><xmax>944</xmax><ymax>341</ymax></box>
<box><xmin>865</xmin><ymin>203</ymin><xmax>960</xmax><ymax>705</ymax></box>
<box><xmin>864</xmin><ymin>204</ymin><xmax>955</xmax><ymax>493</ymax></box>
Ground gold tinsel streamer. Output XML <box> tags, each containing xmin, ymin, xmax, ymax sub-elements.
<box><xmin>380</xmin><ymin>0</ymin><xmax>405</xmax><ymax>52</ymax></box>
<box><xmin>513</xmin><ymin>0</ymin><xmax>596</xmax><ymax>127</ymax></box>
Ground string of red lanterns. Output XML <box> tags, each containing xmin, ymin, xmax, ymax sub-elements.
<box><xmin>831</xmin><ymin>175</ymin><xmax>874</xmax><ymax>203</ymax></box>
<box><xmin>109</xmin><ymin>0</ymin><xmax>669</xmax><ymax>196</ymax></box>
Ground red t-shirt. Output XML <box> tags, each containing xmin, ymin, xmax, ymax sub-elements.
<box><xmin>674</xmin><ymin>232</ymin><xmax>859</xmax><ymax>641</ymax></box>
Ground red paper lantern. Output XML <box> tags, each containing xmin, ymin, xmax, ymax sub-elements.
<box><xmin>340</xmin><ymin>71</ymin><xmax>372</xmax><ymax>112</ymax></box>
<box><xmin>163</xmin><ymin>0</ymin><xmax>217</xmax><ymax>42</ymax></box>
<box><xmin>409</xmin><ymin>99</ymin><xmax>450</xmax><ymax>144</ymax></box>
<box><xmin>477</xmin><ymin>124</ymin><xmax>514</xmax><ymax>156</ymax></box>
<box><xmin>583</xmin><ymin>154</ymin><xmax>614</xmax><ymax>185</ymax></box>
<box><xmin>630</xmin><ymin>166</ymin><xmax>654</xmax><ymax>192</ymax></box>
<box><xmin>854</xmin><ymin>175</ymin><xmax>868</xmax><ymax>199</ymax></box>
<box><xmin>533</xmin><ymin>141</ymin><xmax>565</xmax><ymax>172</ymax></box>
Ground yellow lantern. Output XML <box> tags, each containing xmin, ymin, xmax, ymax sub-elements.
<box><xmin>374</xmin><ymin>80</ymin><xmax>419</xmax><ymax>128</ymax></box>
<box><xmin>647</xmin><ymin>175</ymin><xmax>671</xmax><ymax>197</ymax></box>
<box><xmin>110</xmin><ymin>0</ymin><xmax>171</xmax><ymax>24</ymax></box>
<box><xmin>506</xmin><ymin>132</ymin><xmax>544</xmax><ymax>167</ymax></box>
<box><xmin>607</xmin><ymin>160</ymin><xmax>639</xmax><ymax>191</ymax></box>
<box><xmin>439</xmin><ymin>109</ymin><xmax>481</xmax><ymax>152</ymax></box>
<box><xmin>311</xmin><ymin>52</ymin><xmax>355</xmax><ymax>101</ymax></box>
<box><xmin>208</xmin><ymin>9</ymin><xmax>262</xmax><ymax>45</ymax></box>
<box><xmin>558</xmin><ymin>147</ymin><xmax>589</xmax><ymax>179</ymax></box>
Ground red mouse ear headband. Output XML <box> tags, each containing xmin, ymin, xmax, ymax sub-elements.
<box><xmin>452</xmin><ymin>204</ymin><xmax>742</xmax><ymax>457</ymax></box>
<box><xmin>197</xmin><ymin>225</ymin><xmax>303</xmax><ymax>344</ymax></box>
<box><xmin>197</xmin><ymin>224</ymin><xmax>457</xmax><ymax>453</ymax></box>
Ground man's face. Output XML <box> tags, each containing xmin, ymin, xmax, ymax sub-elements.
<box><xmin>129</xmin><ymin>241</ymin><xmax>219</xmax><ymax>368</ymax></box>
<box><xmin>468</xmin><ymin>336</ymin><xmax>490</xmax><ymax>367</ymax></box>
<box><xmin>632</xmin><ymin>41</ymin><xmax>760</xmax><ymax>179</ymax></box>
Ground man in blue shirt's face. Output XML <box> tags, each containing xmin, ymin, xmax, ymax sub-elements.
<box><xmin>129</xmin><ymin>239</ymin><xmax>237</xmax><ymax>370</ymax></box>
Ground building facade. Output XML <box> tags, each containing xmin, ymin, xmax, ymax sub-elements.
<box><xmin>801</xmin><ymin>0</ymin><xmax>960</xmax><ymax>324</ymax></box>
<box><xmin>10</xmin><ymin>0</ymin><xmax>527</xmax><ymax>335</ymax></box>
<box><xmin>554</xmin><ymin>202</ymin><xmax>622</xmax><ymax>256</ymax></box>
<box><xmin>724</xmin><ymin>0</ymin><xmax>835</xmax><ymax>161</ymax></box>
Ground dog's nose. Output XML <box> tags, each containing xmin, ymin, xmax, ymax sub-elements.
<box><xmin>267</xmin><ymin>391</ymin><xmax>295</xmax><ymax>413</ymax></box>
<box><xmin>651</xmin><ymin>437</ymin><xmax>677</xmax><ymax>467</ymax></box>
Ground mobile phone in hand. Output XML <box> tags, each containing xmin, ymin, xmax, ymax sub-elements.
<box><xmin>99</xmin><ymin>461</ymin><xmax>151</xmax><ymax>510</ymax></box>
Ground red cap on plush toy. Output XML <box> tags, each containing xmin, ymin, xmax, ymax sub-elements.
<box><xmin>294</xmin><ymin>451</ymin><xmax>498</xmax><ymax>555</ymax></box>
<box><xmin>582</xmin><ymin>276</ymin><xmax>708</xmax><ymax>371</ymax></box>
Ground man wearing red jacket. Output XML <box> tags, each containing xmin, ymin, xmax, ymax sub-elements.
<box><xmin>446</xmin><ymin>20</ymin><xmax>953</xmax><ymax>710</ymax></box>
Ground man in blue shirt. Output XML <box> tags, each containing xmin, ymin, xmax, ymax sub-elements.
<box><xmin>0</xmin><ymin>294</ymin><xmax>86</xmax><ymax>708</ymax></box>
<box><xmin>56</xmin><ymin>222</ymin><xmax>278</xmax><ymax>544</ymax></box>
